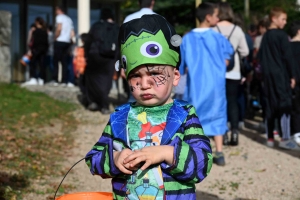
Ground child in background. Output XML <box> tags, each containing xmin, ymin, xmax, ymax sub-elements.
<box><xmin>73</xmin><ymin>33</ymin><xmax>87</xmax><ymax>79</ymax></box>
<box><xmin>180</xmin><ymin>2</ymin><xmax>233</xmax><ymax>165</ymax></box>
<box><xmin>258</xmin><ymin>7</ymin><xmax>300</xmax><ymax>150</ymax></box>
<box><xmin>85</xmin><ymin>15</ymin><xmax>212</xmax><ymax>200</ymax></box>
<box><xmin>73</xmin><ymin>33</ymin><xmax>88</xmax><ymax>107</ymax></box>
<box><xmin>289</xmin><ymin>21</ymin><xmax>300</xmax><ymax>145</ymax></box>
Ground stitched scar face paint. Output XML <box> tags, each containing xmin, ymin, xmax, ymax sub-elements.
<box><xmin>121</xmin><ymin>30</ymin><xmax>179</xmax><ymax>77</ymax></box>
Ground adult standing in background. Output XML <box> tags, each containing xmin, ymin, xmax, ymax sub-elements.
<box><xmin>22</xmin><ymin>17</ymin><xmax>48</xmax><ymax>86</ymax></box>
<box><xmin>214</xmin><ymin>2</ymin><xmax>249</xmax><ymax>146</ymax></box>
<box><xmin>52</xmin><ymin>5</ymin><xmax>74</xmax><ymax>87</ymax></box>
<box><xmin>84</xmin><ymin>8</ymin><xmax>119</xmax><ymax>114</ymax></box>
<box><xmin>123</xmin><ymin>0</ymin><xmax>156</xmax><ymax>23</ymax></box>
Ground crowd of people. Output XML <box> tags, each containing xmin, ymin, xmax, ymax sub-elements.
<box><xmin>21</xmin><ymin>6</ymin><xmax>76</xmax><ymax>87</ymax></box>
<box><xmin>173</xmin><ymin>2</ymin><xmax>300</xmax><ymax>165</ymax></box>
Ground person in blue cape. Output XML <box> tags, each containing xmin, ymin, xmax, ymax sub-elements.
<box><xmin>180</xmin><ymin>2</ymin><xmax>233</xmax><ymax>166</ymax></box>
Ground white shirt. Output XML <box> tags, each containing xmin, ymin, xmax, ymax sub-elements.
<box><xmin>123</xmin><ymin>8</ymin><xmax>156</xmax><ymax>23</ymax></box>
<box><xmin>55</xmin><ymin>14</ymin><xmax>73</xmax><ymax>43</ymax></box>
<box><xmin>254</xmin><ymin>35</ymin><xmax>263</xmax><ymax>50</ymax></box>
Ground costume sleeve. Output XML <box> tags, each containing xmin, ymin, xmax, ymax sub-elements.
<box><xmin>85</xmin><ymin>120</ymin><xmax>122</xmax><ymax>179</ymax></box>
<box><xmin>281</xmin><ymin>33</ymin><xmax>295</xmax><ymax>79</ymax></box>
<box><xmin>161</xmin><ymin>105</ymin><xmax>213</xmax><ymax>183</ymax></box>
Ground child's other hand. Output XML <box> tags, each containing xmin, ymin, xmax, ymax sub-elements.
<box><xmin>113</xmin><ymin>149</ymin><xmax>137</xmax><ymax>174</ymax></box>
<box><xmin>123</xmin><ymin>146</ymin><xmax>174</xmax><ymax>171</ymax></box>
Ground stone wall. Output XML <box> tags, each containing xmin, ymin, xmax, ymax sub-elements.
<box><xmin>0</xmin><ymin>10</ymin><xmax>11</xmax><ymax>83</ymax></box>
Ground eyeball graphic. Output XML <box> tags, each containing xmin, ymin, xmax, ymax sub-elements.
<box><xmin>122</xmin><ymin>55</ymin><xmax>127</xmax><ymax>71</ymax></box>
<box><xmin>140</xmin><ymin>41</ymin><xmax>163</xmax><ymax>58</ymax></box>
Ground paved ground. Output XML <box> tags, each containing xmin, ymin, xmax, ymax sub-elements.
<box><xmin>21</xmin><ymin>84</ymin><xmax>300</xmax><ymax>200</ymax></box>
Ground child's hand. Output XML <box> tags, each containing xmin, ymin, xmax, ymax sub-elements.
<box><xmin>113</xmin><ymin>149</ymin><xmax>137</xmax><ymax>174</ymax></box>
<box><xmin>123</xmin><ymin>146</ymin><xmax>174</xmax><ymax>171</ymax></box>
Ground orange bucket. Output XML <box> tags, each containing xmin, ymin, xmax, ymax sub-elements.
<box><xmin>56</xmin><ymin>191</ymin><xmax>113</xmax><ymax>200</ymax></box>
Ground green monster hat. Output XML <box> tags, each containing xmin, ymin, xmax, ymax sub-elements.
<box><xmin>116</xmin><ymin>14</ymin><xmax>182</xmax><ymax>77</ymax></box>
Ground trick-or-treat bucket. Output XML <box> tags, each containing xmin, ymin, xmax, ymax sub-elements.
<box><xmin>56</xmin><ymin>192</ymin><xmax>113</xmax><ymax>200</ymax></box>
<box><xmin>54</xmin><ymin>157</ymin><xmax>113</xmax><ymax>200</ymax></box>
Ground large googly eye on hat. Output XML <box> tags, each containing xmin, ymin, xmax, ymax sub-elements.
<box><xmin>121</xmin><ymin>55</ymin><xmax>127</xmax><ymax>71</ymax></box>
<box><xmin>140</xmin><ymin>41</ymin><xmax>163</xmax><ymax>58</ymax></box>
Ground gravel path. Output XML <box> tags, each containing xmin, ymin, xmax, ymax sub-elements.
<box><xmin>21</xmin><ymin>85</ymin><xmax>300</xmax><ymax>200</ymax></box>
<box><xmin>51</xmin><ymin>108</ymin><xmax>300</xmax><ymax>200</ymax></box>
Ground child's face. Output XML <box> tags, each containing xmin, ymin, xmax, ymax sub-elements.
<box><xmin>272</xmin><ymin>13</ymin><xmax>287</xmax><ymax>29</ymax></box>
<box><xmin>127</xmin><ymin>65</ymin><xmax>180</xmax><ymax>106</ymax></box>
<box><xmin>207</xmin><ymin>8</ymin><xmax>219</xmax><ymax>27</ymax></box>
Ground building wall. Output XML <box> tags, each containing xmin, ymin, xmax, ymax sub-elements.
<box><xmin>0</xmin><ymin>10</ymin><xmax>12</xmax><ymax>83</ymax></box>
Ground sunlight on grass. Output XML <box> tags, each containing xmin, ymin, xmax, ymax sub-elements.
<box><xmin>0</xmin><ymin>83</ymin><xmax>78</xmax><ymax>199</ymax></box>
<box><xmin>0</xmin><ymin>83</ymin><xmax>76</xmax><ymax>130</ymax></box>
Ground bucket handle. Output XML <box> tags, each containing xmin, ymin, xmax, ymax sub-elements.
<box><xmin>53</xmin><ymin>155</ymin><xmax>93</xmax><ymax>200</ymax></box>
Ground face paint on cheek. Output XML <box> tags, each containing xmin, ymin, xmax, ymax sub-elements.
<box><xmin>151</xmin><ymin>67</ymin><xmax>170</xmax><ymax>86</ymax></box>
<box><xmin>130</xmin><ymin>86</ymin><xmax>135</xmax><ymax>92</ymax></box>
<box><xmin>129</xmin><ymin>80</ymin><xmax>141</xmax><ymax>92</ymax></box>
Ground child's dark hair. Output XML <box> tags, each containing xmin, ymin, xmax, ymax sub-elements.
<box><xmin>257</xmin><ymin>18</ymin><xmax>269</xmax><ymax>30</ymax></box>
<box><xmin>196</xmin><ymin>2</ymin><xmax>217</xmax><ymax>23</ymax></box>
<box><xmin>80</xmin><ymin>33</ymin><xmax>89</xmax><ymax>44</ymax></box>
<box><xmin>290</xmin><ymin>20</ymin><xmax>300</xmax><ymax>38</ymax></box>
<box><xmin>35</xmin><ymin>16</ymin><xmax>47</xmax><ymax>30</ymax></box>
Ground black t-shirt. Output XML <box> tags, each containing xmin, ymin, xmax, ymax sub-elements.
<box><xmin>291</xmin><ymin>41</ymin><xmax>300</xmax><ymax>89</ymax></box>
<box><xmin>32</xmin><ymin>28</ymin><xmax>49</xmax><ymax>52</ymax></box>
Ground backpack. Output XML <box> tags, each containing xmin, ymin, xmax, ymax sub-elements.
<box><xmin>216</xmin><ymin>25</ymin><xmax>236</xmax><ymax>72</ymax></box>
<box><xmin>88</xmin><ymin>20</ymin><xmax>119</xmax><ymax>59</ymax></box>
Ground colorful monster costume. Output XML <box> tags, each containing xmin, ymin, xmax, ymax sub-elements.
<box><xmin>86</xmin><ymin>15</ymin><xmax>212</xmax><ymax>200</ymax></box>
<box><xmin>86</xmin><ymin>100</ymin><xmax>213</xmax><ymax>200</ymax></box>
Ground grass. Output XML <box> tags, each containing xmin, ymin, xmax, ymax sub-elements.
<box><xmin>0</xmin><ymin>83</ymin><xmax>78</xmax><ymax>200</ymax></box>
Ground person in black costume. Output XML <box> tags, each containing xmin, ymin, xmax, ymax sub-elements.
<box><xmin>289</xmin><ymin>21</ymin><xmax>300</xmax><ymax>143</ymax></box>
<box><xmin>258</xmin><ymin>7</ymin><xmax>300</xmax><ymax>150</ymax></box>
<box><xmin>84</xmin><ymin>8</ymin><xmax>119</xmax><ymax>114</ymax></box>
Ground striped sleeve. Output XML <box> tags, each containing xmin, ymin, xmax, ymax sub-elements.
<box><xmin>161</xmin><ymin>105</ymin><xmax>213</xmax><ymax>183</ymax></box>
<box><xmin>85</xmin><ymin>120</ymin><xmax>122</xmax><ymax>178</ymax></box>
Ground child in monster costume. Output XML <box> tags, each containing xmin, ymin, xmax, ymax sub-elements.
<box><xmin>85</xmin><ymin>14</ymin><xmax>213</xmax><ymax>200</ymax></box>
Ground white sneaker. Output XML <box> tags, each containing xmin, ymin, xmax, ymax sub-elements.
<box><xmin>47</xmin><ymin>80</ymin><xmax>59</xmax><ymax>86</ymax></box>
<box><xmin>21</xmin><ymin>78</ymin><xmax>38</xmax><ymax>87</ymax></box>
<box><xmin>293</xmin><ymin>133</ymin><xmax>300</xmax><ymax>144</ymax></box>
<box><xmin>279</xmin><ymin>139</ymin><xmax>300</xmax><ymax>150</ymax></box>
<box><xmin>38</xmin><ymin>78</ymin><xmax>44</xmax><ymax>85</ymax></box>
<box><xmin>67</xmin><ymin>82</ymin><xmax>75</xmax><ymax>87</ymax></box>
<box><xmin>60</xmin><ymin>83</ymin><xmax>67</xmax><ymax>87</ymax></box>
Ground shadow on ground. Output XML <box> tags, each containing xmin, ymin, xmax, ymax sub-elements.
<box><xmin>196</xmin><ymin>190</ymin><xmax>255</xmax><ymax>200</ymax></box>
<box><xmin>242</xmin><ymin>119</ymin><xmax>300</xmax><ymax>159</ymax></box>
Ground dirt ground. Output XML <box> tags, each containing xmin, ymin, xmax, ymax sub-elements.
<box><xmin>23</xmin><ymin>104</ymin><xmax>300</xmax><ymax>200</ymax></box>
